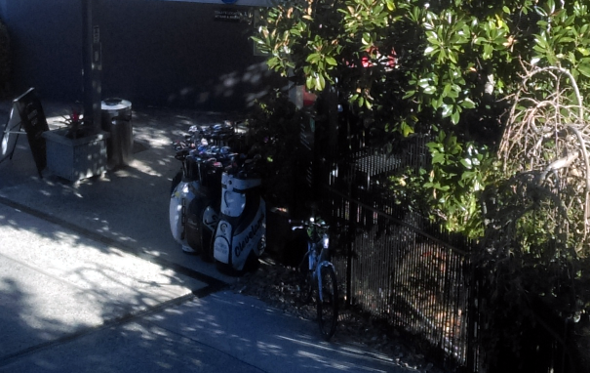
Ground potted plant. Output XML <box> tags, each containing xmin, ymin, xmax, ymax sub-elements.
<box><xmin>42</xmin><ymin>108</ymin><xmax>109</xmax><ymax>182</ymax></box>
<box><xmin>58</xmin><ymin>109</ymin><xmax>87</xmax><ymax>139</ymax></box>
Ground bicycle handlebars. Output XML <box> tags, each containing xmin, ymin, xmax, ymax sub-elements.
<box><xmin>289</xmin><ymin>218</ymin><xmax>329</xmax><ymax>231</ymax></box>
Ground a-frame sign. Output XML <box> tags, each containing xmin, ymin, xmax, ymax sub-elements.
<box><xmin>0</xmin><ymin>88</ymin><xmax>50</xmax><ymax>177</ymax></box>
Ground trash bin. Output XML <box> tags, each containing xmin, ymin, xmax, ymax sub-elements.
<box><xmin>101</xmin><ymin>98</ymin><xmax>133</xmax><ymax>167</ymax></box>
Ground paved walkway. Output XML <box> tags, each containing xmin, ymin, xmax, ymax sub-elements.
<box><xmin>0</xmin><ymin>101</ymin><xmax>429</xmax><ymax>372</ymax></box>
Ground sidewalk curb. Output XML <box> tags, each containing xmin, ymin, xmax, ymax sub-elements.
<box><xmin>0</xmin><ymin>195</ymin><xmax>228</xmax><ymax>290</ymax></box>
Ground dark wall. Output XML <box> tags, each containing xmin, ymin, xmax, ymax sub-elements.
<box><xmin>0</xmin><ymin>0</ymin><xmax>281</xmax><ymax>113</ymax></box>
<box><xmin>0</xmin><ymin>0</ymin><xmax>84</xmax><ymax>102</ymax></box>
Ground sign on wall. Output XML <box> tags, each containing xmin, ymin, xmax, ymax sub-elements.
<box><xmin>214</xmin><ymin>9</ymin><xmax>246</xmax><ymax>21</ymax></box>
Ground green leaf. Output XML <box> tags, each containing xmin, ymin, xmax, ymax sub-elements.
<box><xmin>461</xmin><ymin>97</ymin><xmax>476</xmax><ymax>109</ymax></box>
<box><xmin>400</xmin><ymin>122</ymin><xmax>414</xmax><ymax>137</ymax></box>
<box><xmin>423</xmin><ymin>86</ymin><xmax>436</xmax><ymax>95</ymax></box>
<box><xmin>473</xmin><ymin>37</ymin><xmax>486</xmax><ymax>45</ymax></box>
<box><xmin>460</xmin><ymin>158</ymin><xmax>472</xmax><ymax>169</ymax></box>
<box><xmin>451</xmin><ymin>109</ymin><xmax>461</xmax><ymax>124</ymax></box>
<box><xmin>483</xmin><ymin>44</ymin><xmax>493</xmax><ymax>60</ymax></box>
<box><xmin>442</xmin><ymin>83</ymin><xmax>452</xmax><ymax>98</ymax></box>
<box><xmin>578</xmin><ymin>59</ymin><xmax>590</xmax><ymax>78</ymax></box>
<box><xmin>386</xmin><ymin>0</ymin><xmax>395</xmax><ymax>11</ymax></box>
<box><xmin>306</xmin><ymin>53</ymin><xmax>321</xmax><ymax>64</ymax></box>
<box><xmin>426</xmin><ymin>141</ymin><xmax>439</xmax><ymax>150</ymax></box>
<box><xmin>418</xmin><ymin>78</ymin><xmax>430</xmax><ymax>88</ymax></box>
<box><xmin>432</xmin><ymin>153</ymin><xmax>445</xmax><ymax>165</ymax></box>
<box><xmin>403</xmin><ymin>90</ymin><xmax>416</xmax><ymax>99</ymax></box>
<box><xmin>305</xmin><ymin>75</ymin><xmax>314</xmax><ymax>89</ymax></box>
<box><xmin>316</xmin><ymin>74</ymin><xmax>326</xmax><ymax>91</ymax></box>
<box><xmin>325</xmin><ymin>56</ymin><xmax>338</xmax><ymax>66</ymax></box>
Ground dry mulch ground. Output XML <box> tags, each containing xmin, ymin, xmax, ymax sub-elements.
<box><xmin>228</xmin><ymin>255</ymin><xmax>446</xmax><ymax>373</ymax></box>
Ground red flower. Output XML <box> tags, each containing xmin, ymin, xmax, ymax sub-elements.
<box><xmin>71</xmin><ymin>110</ymin><xmax>80</xmax><ymax>123</ymax></box>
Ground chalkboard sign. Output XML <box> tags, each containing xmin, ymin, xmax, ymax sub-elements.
<box><xmin>0</xmin><ymin>88</ymin><xmax>50</xmax><ymax>177</ymax></box>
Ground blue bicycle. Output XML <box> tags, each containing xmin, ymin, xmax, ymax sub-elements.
<box><xmin>290</xmin><ymin>213</ymin><xmax>339</xmax><ymax>340</ymax></box>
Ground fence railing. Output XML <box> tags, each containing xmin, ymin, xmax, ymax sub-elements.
<box><xmin>305</xmin><ymin>107</ymin><xmax>578</xmax><ymax>372</ymax></box>
<box><xmin>316</xmin><ymin>157</ymin><xmax>577</xmax><ymax>372</ymax></box>
<box><xmin>321</xmin><ymin>183</ymin><xmax>476</xmax><ymax>371</ymax></box>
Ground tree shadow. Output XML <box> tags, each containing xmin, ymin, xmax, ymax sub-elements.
<box><xmin>0</xmin><ymin>281</ymin><xmax>402</xmax><ymax>372</ymax></box>
<box><xmin>0</xmin><ymin>101</ymin><xmax>242</xmax><ymax>269</ymax></box>
<box><xmin>0</xmin><ymin>100</ymin><xmax>410</xmax><ymax>372</ymax></box>
<box><xmin>0</xmin><ymin>213</ymin><xmax>205</xmax><ymax>367</ymax></box>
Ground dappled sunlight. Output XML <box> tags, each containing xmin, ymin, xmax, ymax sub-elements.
<box><xmin>1</xmin><ymin>262</ymin><xmax>411</xmax><ymax>372</ymax></box>
<box><xmin>296</xmin><ymin>350</ymin><xmax>332</xmax><ymax>365</ymax></box>
<box><xmin>129</xmin><ymin>158</ymin><xmax>165</xmax><ymax>178</ymax></box>
<box><xmin>44</xmin><ymin>115</ymin><xmax>71</xmax><ymax>130</ymax></box>
<box><xmin>163</xmin><ymin>60</ymin><xmax>277</xmax><ymax>111</ymax></box>
<box><xmin>128</xmin><ymin>293</ymin><xmax>405</xmax><ymax>372</ymax></box>
<box><xmin>0</xmin><ymin>135</ymin><xmax>174</xmax><ymax>257</ymax></box>
<box><xmin>0</xmin><ymin>99</ymin><xmax>236</xmax><ymax>287</ymax></box>
<box><xmin>256</xmin><ymin>340</ymin><xmax>284</xmax><ymax>355</ymax></box>
<box><xmin>242</xmin><ymin>61</ymin><xmax>270</xmax><ymax>85</ymax></box>
<box><xmin>0</xmin><ymin>212</ymin><xmax>206</xmax><ymax>368</ymax></box>
<box><xmin>0</xmin><ymin>273</ymin><xmax>99</xmax><ymax>353</ymax></box>
<box><xmin>0</xmin><ymin>100</ymin><xmax>412</xmax><ymax>372</ymax></box>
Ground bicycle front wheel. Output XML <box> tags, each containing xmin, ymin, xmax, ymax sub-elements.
<box><xmin>316</xmin><ymin>264</ymin><xmax>338</xmax><ymax>340</ymax></box>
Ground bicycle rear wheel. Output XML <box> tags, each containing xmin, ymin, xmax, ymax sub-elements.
<box><xmin>297</xmin><ymin>252</ymin><xmax>313</xmax><ymax>304</ymax></box>
<box><xmin>292</xmin><ymin>266</ymin><xmax>312</xmax><ymax>304</ymax></box>
<box><xmin>316</xmin><ymin>264</ymin><xmax>338</xmax><ymax>340</ymax></box>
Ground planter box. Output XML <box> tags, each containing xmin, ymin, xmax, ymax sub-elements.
<box><xmin>42</xmin><ymin>128</ymin><xmax>109</xmax><ymax>182</ymax></box>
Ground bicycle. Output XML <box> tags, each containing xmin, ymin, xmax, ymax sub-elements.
<box><xmin>290</xmin><ymin>213</ymin><xmax>339</xmax><ymax>340</ymax></box>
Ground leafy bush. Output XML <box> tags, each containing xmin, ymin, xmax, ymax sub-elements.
<box><xmin>243</xmin><ymin>89</ymin><xmax>310</xmax><ymax>214</ymax></box>
<box><xmin>251</xmin><ymin>1</ymin><xmax>590</xmax><ymax>371</ymax></box>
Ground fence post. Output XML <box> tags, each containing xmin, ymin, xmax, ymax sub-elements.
<box><xmin>466</xmin><ymin>262</ymin><xmax>481</xmax><ymax>372</ymax></box>
<box><xmin>346</xmin><ymin>159</ymin><xmax>357</xmax><ymax>307</ymax></box>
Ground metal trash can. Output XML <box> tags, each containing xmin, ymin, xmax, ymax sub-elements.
<box><xmin>101</xmin><ymin>98</ymin><xmax>133</xmax><ymax>167</ymax></box>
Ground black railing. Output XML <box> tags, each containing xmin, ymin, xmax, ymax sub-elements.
<box><xmin>313</xmin><ymin>144</ymin><xmax>578</xmax><ymax>372</ymax></box>
<box><xmin>321</xmin><ymin>183</ymin><xmax>476</xmax><ymax>370</ymax></box>
<box><xmin>303</xmin><ymin>100</ymin><xmax>579</xmax><ymax>372</ymax></box>
<box><xmin>303</xmin><ymin>104</ymin><xmax>475</xmax><ymax>368</ymax></box>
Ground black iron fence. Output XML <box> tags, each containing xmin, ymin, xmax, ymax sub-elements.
<box><xmin>319</xmin><ymin>165</ymin><xmax>477</xmax><ymax>371</ymax></box>
<box><xmin>291</xmin><ymin>98</ymin><xmax>584</xmax><ymax>372</ymax></box>
<box><xmin>303</xmin><ymin>101</ymin><xmax>481</xmax><ymax>369</ymax></box>
<box><xmin>308</xmin><ymin>135</ymin><xmax>580</xmax><ymax>372</ymax></box>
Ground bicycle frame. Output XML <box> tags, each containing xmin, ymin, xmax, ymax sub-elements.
<box><xmin>292</xmin><ymin>213</ymin><xmax>339</xmax><ymax>340</ymax></box>
<box><xmin>300</xmin><ymin>229</ymin><xmax>335</xmax><ymax>303</ymax></box>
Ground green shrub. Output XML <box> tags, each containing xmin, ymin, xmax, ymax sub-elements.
<box><xmin>244</xmin><ymin>89</ymin><xmax>310</xmax><ymax>215</ymax></box>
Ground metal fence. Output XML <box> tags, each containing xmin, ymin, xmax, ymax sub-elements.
<box><xmin>292</xmin><ymin>91</ymin><xmax>590</xmax><ymax>371</ymax></box>
<box><xmin>308</xmin><ymin>114</ymin><xmax>580</xmax><ymax>372</ymax></box>
<box><xmin>297</xmin><ymin>104</ymin><xmax>476</xmax><ymax>370</ymax></box>
<box><xmin>319</xmin><ymin>165</ymin><xmax>476</xmax><ymax>371</ymax></box>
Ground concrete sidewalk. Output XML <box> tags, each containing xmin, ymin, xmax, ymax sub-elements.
<box><xmin>0</xmin><ymin>101</ymin><xmax>241</xmax><ymax>284</ymax></box>
<box><xmin>0</xmin><ymin>202</ymin><xmax>208</xmax><ymax>362</ymax></box>
<box><xmin>0</xmin><ymin>102</ymin><xmax>426</xmax><ymax>372</ymax></box>
<box><xmin>0</xmin><ymin>202</ymin><xmax>406</xmax><ymax>373</ymax></box>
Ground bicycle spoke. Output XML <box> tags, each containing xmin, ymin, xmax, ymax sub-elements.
<box><xmin>317</xmin><ymin>264</ymin><xmax>338</xmax><ymax>340</ymax></box>
<box><xmin>296</xmin><ymin>267</ymin><xmax>313</xmax><ymax>304</ymax></box>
